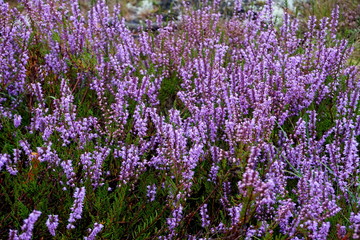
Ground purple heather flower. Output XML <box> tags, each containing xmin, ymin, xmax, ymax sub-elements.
<box><xmin>210</xmin><ymin>222</ymin><xmax>228</xmax><ymax>234</ymax></box>
<box><xmin>200</xmin><ymin>204</ymin><xmax>210</xmax><ymax>228</ymax></box>
<box><xmin>84</xmin><ymin>222</ymin><xmax>104</xmax><ymax>240</ymax></box>
<box><xmin>13</xmin><ymin>114</ymin><xmax>21</xmax><ymax>128</ymax></box>
<box><xmin>61</xmin><ymin>160</ymin><xmax>76</xmax><ymax>187</ymax></box>
<box><xmin>67</xmin><ymin>187</ymin><xmax>86</xmax><ymax>229</ymax></box>
<box><xmin>117</xmin><ymin>145</ymin><xmax>144</xmax><ymax>186</ymax></box>
<box><xmin>237</xmin><ymin>167</ymin><xmax>275</xmax><ymax>205</ymax></box>
<box><xmin>276</xmin><ymin>199</ymin><xmax>296</xmax><ymax>235</ymax></box>
<box><xmin>8</xmin><ymin>230</ymin><xmax>19</xmax><ymax>240</ymax></box>
<box><xmin>350</xmin><ymin>212</ymin><xmax>360</xmax><ymax>239</ymax></box>
<box><xmin>337</xmin><ymin>224</ymin><xmax>347</xmax><ymax>239</ymax></box>
<box><xmin>208</xmin><ymin>163</ymin><xmax>219</xmax><ymax>182</ymax></box>
<box><xmin>46</xmin><ymin>215</ymin><xmax>59</xmax><ymax>236</ymax></box>
<box><xmin>81</xmin><ymin>147</ymin><xmax>110</xmax><ymax>187</ymax></box>
<box><xmin>0</xmin><ymin>0</ymin><xmax>359</xmax><ymax>238</ymax></box>
<box><xmin>37</xmin><ymin>143</ymin><xmax>60</xmax><ymax>165</ymax></box>
<box><xmin>19</xmin><ymin>210</ymin><xmax>42</xmax><ymax>240</ymax></box>
<box><xmin>0</xmin><ymin>153</ymin><xmax>10</xmax><ymax>171</ymax></box>
<box><xmin>302</xmin><ymin>221</ymin><xmax>330</xmax><ymax>240</ymax></box>
<box><xmin>146</xmin><ymin>184</ymin><xmax>157</xmax><ymax>202</ymax></box>
<box><xmin>220</xmin><ymin>181</ymin><xmax>231</xmax><ymax>208</ymax></box>
<box><xmin>6</xmin><ymin>162</ymin><xmax>18</xmax><ymax>175</ymax></box>
<box><xmin>166</xmin><ymin>205</ymin><xmax>183</xmax><ymax>231</ymax></box>
<box><xmin>18</xmin><ymin>140</ymin><xmax>31</xmax><ymax>157</ymax></box>
<box><xmin>228</xmin><ymin>205</ymin><xmax>242</xmax><ymax>227</ymax></box>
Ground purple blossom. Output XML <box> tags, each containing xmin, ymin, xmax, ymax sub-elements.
<box><xmin>146</xmin><ymin>184</ymin><xmax>157</xmax><ymax>202</ymax></box>
<box><xmin>117</xmin><ymin>145</ymin><xmax>145</xmax><ymax>186</ymax></box>
<box><xmin>208</xmin><ymin>163</ymin><xmax>219</xmax><ymax>182</ymax></box>
<box><xmin>220</xmin><ymin>182</ymin><xmax>231</xmax><ymax>208</ymax></box>
<box><xmin>237</xmin><ymin>167</ymin><xmax>275</xmax><ymax>205</ymax></box>
<box><xmin>8</xmin><ymin>230</ymin><xmax>19</xmax><ymax>240</ymax></box>
<box><xmin>19</xmin><ymin>210</ymin><xmax>42</xmax><ymax>240</ymax></box>
<box><xmin>67</xmin><ymin>187</ymin><xmax>86</xmax><ymax>229</ymax></box>
<box><xmin>166</xmin><ymin>204</ymin><xmax>183</xmax><ymax>231</ymax></box>
<box><xmin>46</xmin><ymin>215</ymin><xmax>59</xmax><ymax>236</ymax></box>
<box><xmin>81</xmin><ymin>147</ymin><xmax>110</xmax><ymax>187</ymax></box>
<box><xmin>0</xmin><ymin>0</ymin><xmax>359</xmax><ymax>238</ymax></box>
<box><xmin>200</xmin><ymin>204</ymin><xmax>210</xmax><ymax>228</ymax></box>
<box><xmin>61</xmin><ymin>160</ymin><xmax>76</xmax><ymax>187</ymax></box>
<box><xmin>0</xmin><ymin>153</ymin><xmax>10</xmax><ymax>171</ymax></box>
<box><xmin>37</xmin><ymin>143</ymin><xmax>60</xmax><ymax>165</ymax></box>
<box><xmin>13</xmin><ymin>114</ymin><xmax>21</xmax><ymax>128</ymax></box>
<box><xmin>337</xmin><ymin>224</ymin><xmax>347</xmax><ymax>239</ymax></box>
<box><xmin>351</xmin><ymin>212</ymin><xmax>360</xmax><ymax>239</ymax></box>
<box><xmin>84</xmin><ymin>222</ymin><xmax>104</xmax><ymax>240</ymax></box>
<box><xmin>228</xmin><ymin>205</ymin><xmax>242</xmax><ymax>227</ymax></box>
<box><xmin>18</xmin><ymin>140</ymin><xmax>31</xmax><ymax>157</ymax></box>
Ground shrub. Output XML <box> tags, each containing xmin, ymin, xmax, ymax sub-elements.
<box><xmin>0</xmin><ymin>0</ymin><xmax>359</xmax><ymax>239</ymax></box>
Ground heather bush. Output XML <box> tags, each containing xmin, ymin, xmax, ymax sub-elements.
<box><xmin>294</xmin><ymin>0</ymin><xmax>360</xmax><ymax>61</ymax></box>
<box><xmin>0</xmin><ymin>0</ymin><xmax>359</xmax><ymax>239</ymax></box>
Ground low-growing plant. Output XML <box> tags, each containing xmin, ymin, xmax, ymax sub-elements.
<box><xmin>294</xmin><ymin>0</ymin><xmax>360</xmax><ymax>62</ymax></box>
<box><xmin>0</xmin><ymin>0</ymin><xmax>359</xmax><ymax>239</ymax></box>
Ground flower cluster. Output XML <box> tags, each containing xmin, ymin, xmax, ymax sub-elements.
<box><xmin>46</xmin><ymin>215</ymin><xmax>59</xmax><ymax>236</ymax></box>
<box><xmin>84</xmin><ymin>223</ymin><xmax>104</xmax><ymax>240</ymax></box>
<box><xmin>67</xmin><ymin>187</ymin><xmax>86</xmax><ymax>229</ymax></box>
<box><xmin>10</xmin><ymin>210</ymin><xmax>42</xmax><ymax>240</ymax></box>
<box><xmin>0</xmin><ymin>0</ymin><xmax>359</xmax><ymax>239</ymax></box>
